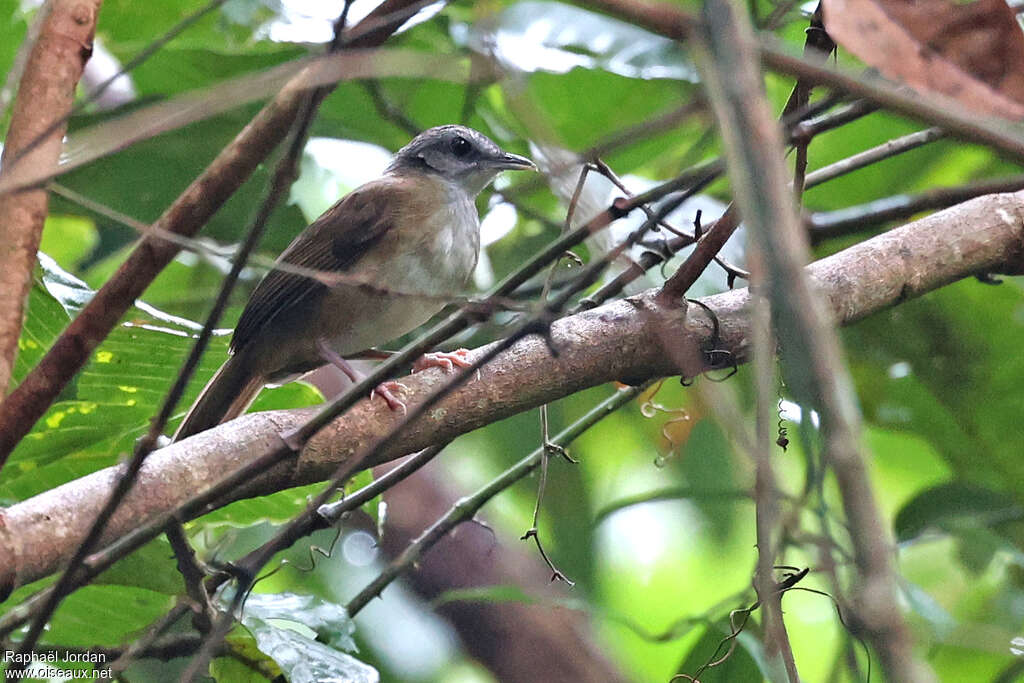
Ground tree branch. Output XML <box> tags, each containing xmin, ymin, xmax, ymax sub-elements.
<box><xmin>1</xmin><ymin>188</ymin><xmax>1021</xmax><ymax>594</ymax></box>
<box><xmin>0</xmin><ymin>0</ymin><xmax>429</xmax><ymax>461</ymax></box>
<box><xmin>580</xmin><ymin>0</ymin><xmax>1024</xmax><ymax>162</ymax></box>
<box><xmin>0</xmin><ymin>0</ymin><xmax>102</xmax><ymax>396</ymax></box>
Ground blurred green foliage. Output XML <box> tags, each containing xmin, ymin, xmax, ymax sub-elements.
<box><xmin>2</xmin><ymin>0</ymin><xmax>1023</xmax><ymax>681</ymax></box>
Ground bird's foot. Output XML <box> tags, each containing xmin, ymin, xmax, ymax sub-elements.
<box><xmin>413</xmin><ymin>348</ymin><xmax>474</xmax><ymax>373</ymax></box>
<box><xmin>371</xmin><ymin>380</ymin><xmax>408</xmax><ymax>413</ymax></box>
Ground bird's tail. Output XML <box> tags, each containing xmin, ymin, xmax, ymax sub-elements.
<box><xmin>173</xmin><ymin>352</ymin><xmax>264</xmax><ymax>442</ymax></box>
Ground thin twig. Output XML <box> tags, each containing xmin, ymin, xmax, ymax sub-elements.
<box><xmin>0</xmin><ymin>0</ymin><xmax>101</xmax><ymax>398</ymax></box>
<box><xmin>345</xmin><ymin>383</ymin><xmax>650</xmax><ymax>615</ymax></box>
<box><xmin>166</xmin><ymin>525</ymin><xmax>213</xmax><ymax>632</ymax></box>
<box><xmin>0</xmin><ymin>0</ymin><xmax>440</xmax><ymax>463</ymax></box>
<box><xmin>784</xmin><ymin>3</ymin><xmax>835</xmax><ymax>203</ymax></box>
<box><xmin>804</xmin><ymin>127</ymin><xmax>946</xmax><ymax>190</ymax></box>
<box><xmin>658</xmin><ymin>206</ymin><xmax>738</xmax><ymax>301</ymax></box>
<box><xmin>808</xmin><ymin>172</ymin><xmax>1024</xmax><ymax>240</ymax></box>
<box><xmin>692</xmin><ymin>0</ymin><xmax>933</xmax><ymax>679</ymax></box>
<box><xmin>689</xmin><ymin>2</ymin><xmax>799</xmax><ymax>678</ymax></box>
<box><xmin>788</xmin><ymin>99</ymin><xmax>877</xmax><ymax>147</ymax></box>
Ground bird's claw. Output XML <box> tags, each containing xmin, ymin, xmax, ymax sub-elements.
<box><xmin>414</xmin><ymin>349</ymin><xmax>480</xmax><ymax>381</ymax></box>
<box><xmin>371</xmin><ymin>381</ymin><xmax>408</xmax><ymax>413</ymax></box>
<box><xmin>413</xmin><ymin>348</ymin><xmax>473</xmax><ymax>372</ymax></box>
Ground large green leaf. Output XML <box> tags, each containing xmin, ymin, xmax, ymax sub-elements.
<box><xmin>3</xmin><ymin>255</ymin><xmax>322</xmax><ymax>501</ymax></box>
<box><xmin>40</xmin><ymin>585</ymin><xmax>175</xmax><ymax>648</ymax></box>
<box><xmin>229</xmin><ymin>591</ymin><xmax>376</xmax><ymax>683</ymax></box>
<box><xmin>242</xmin><ymin>616</ymin><xmax>378</xmax><ymax>683</ymax></box>
<box><xmin>679</xmin><ymin>418</ymin><xmax>740</xmax><ymax>543</ymax></box>
<box><xmin>895</xmin><ymin>483</ymin><xmax>1024</xmax><ymax>543</ymax></box>
<box><xmin>845</xmin><ymin>278</ymin><xmax>1024</xmax><ymax>495</ymax></box>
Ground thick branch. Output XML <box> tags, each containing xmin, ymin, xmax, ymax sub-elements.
<box><xmin>0</xmin><ymin>0</ymin><xmax>102</xmax><ymax>396</ymax></box>
<box><xmin>1</xmin><ymin>190</ymin><xmax>1022</xmax><ymax>590</ymax></box>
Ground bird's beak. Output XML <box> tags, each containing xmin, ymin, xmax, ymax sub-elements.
<box><xmin>491</xmin><ymin>152</ymin><xmax>536</xmax><ymax>171</ymax></box>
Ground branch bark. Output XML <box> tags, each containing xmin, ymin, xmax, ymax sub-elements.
<box><xmin>0</xmin><ymin>0</ymin><xmax>103</xmax><ymax>397</ymax></box>
<box><xmin>1</xmin><ymin>189</ymin><xmax>1022</xmax><ymax>591</ymax></box>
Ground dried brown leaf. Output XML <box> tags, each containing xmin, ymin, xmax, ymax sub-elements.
<box><xmin>823</xmin><ymin>0</ymin><xmax>1024</xmax><ymax>119</ymax></box>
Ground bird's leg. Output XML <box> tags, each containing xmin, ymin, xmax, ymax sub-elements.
<box><xmin>349</xmin><ymin>348</ymin><xmax>396</xmax><ymax>361</ymax></box>
<box><xmin>317</xmin><ymin>339</ymin><xmax>407</xmax><ymax>412</ymax></box>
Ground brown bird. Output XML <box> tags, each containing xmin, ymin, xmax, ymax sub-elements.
<box><xmin>174</xmin><ymin>125</ymin><xmax>534</xmax><ymax>440</ymax></box>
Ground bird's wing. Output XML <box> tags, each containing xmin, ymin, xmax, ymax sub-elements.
<box><xmin>231</xmin><ymin>179</ymin><xmax>398</xmax><ymax>353</ymax></box>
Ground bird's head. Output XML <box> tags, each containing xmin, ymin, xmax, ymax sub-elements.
<box><xmin>389</xmin><ymin>125</ymin><xmax>535</xmax><ymax>196</ymax></box>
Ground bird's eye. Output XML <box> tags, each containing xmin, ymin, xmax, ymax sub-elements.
<box><xmin>450</xmin><ymin>136</ymin><xmax>471</xmax><ymax>157</ymax></box>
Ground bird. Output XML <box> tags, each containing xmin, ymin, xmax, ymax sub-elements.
<box><xmin>173</xmin><ymin>125</ymin><xmax>535</xmax><ymax>440</ymax></box>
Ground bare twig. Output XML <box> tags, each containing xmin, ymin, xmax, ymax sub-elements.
<box><xmin>345</xmin><ymin>384</ymin><xmax>649</xmax><ymax>616</ymax></box>
<box><xmin>808</xmin><ymin>172</ymin><xmax>1024</xmax><ymax>240</ymax></box>
<box><xmin>165</xmin><ymin>525</ymin><xmax>213</xmax><ymax>631</ymax></box>
<box><xmin>689</xmin><ymin>2</ymin><xmax>798</xmax><ymax>677</ymax></box>
<box><xmin>787</xmin><ymin>98</ymin><xmax>877</xmax><ymax>146</ymax></box>
<box><xmin>658</xmin><ymin>207</ymin><xmax>738</xmax><ymax>301</ymax></box>
<box><xmin>0</xmin><ymin>0</ymin><xmax>102</xmax><ymax>397</ymax></box>
<box><xmin>783</xmin><ymin>3</ymin><xmax>835</xmax><ymax>202</ymax></box>
<box><xmin>804</xmin><ymin>127</ymin><xmax>946</xmax><ymax>189</ymax></box>
<box><xmin>0</xmin><ymin>0</ymin><xmax>437</xmax><ymax>463</ymax></box>
<box><xmin>692</xmin><ymin>0</ymin><xmax>934</xmax><ymax>679</ymax></box>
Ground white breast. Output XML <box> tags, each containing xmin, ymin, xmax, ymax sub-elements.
<box><xmin>325</xmin><ymin>180</ymin><xmax>480</xmax><ymax>354</ymax></box>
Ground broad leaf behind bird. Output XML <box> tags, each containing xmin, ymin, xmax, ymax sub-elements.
<box><xmin>174</xmin><ymin>125</ymin><xmax>534</xmax><ymax>440</ymax></box>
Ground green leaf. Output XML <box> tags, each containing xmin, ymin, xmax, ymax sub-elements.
<box><xmin>40</xmin><ymin>585</ymin><xmax>175</xmax><ymax>648</ymax></box>
<box><xmin>5</xmin><ymin>255</ymin><xmax>322</xmax><ymax>498</ymax></box>
<box><xmin>845</xmin><ymin>279</ymin><xmax>1024</xmax><ymax>500</ymax></box>
<box><xmin>12</xmin><ymin>272</ymin><xmax>72</xmax><ymax>387</ymax></box>
<box><xmin>894</xmin><ymin>483</ymin><xmax>1024</xmax><ymax>542</ymax></box>
<box><xmin>903</xmin><ymin>581</ymin><xmax>957</xmax><ymax>640</ymax></box>
<box><xmin>93</xmin><ymin>538</ymin><xmax>184</xmax><ymax>595</ymax></box>
<box><xmin>198</xmin><ymin>482</ymin><xmax>325</xmax><ymax>528</ymax></box>
<box><xmin>241</xmin><ymin>616</ymin><xmax>379</xmax><ymax>683</ymax></box>
<box><xmin>433</xmin><ymin>584</ymin><xmax>542</xmax><ymax>608</ymax></box>
<box><xmin>210</xmin><ymin>655</ymin><xmax>273</xmax><ymax>683</ymax></box>
<box><xmin>59</xmin><ymin>104</ymin><xmax>309</xmax><ymax>262</ymax></box>
<box><xmin>39</xmin><ymin>214</ymin><xmax>99</xmax><ymax>272</ymax></box>
<box><xmin>523</xmin><ymin>69</ymin><xmax>689</xmax><ymax>152</ymax></box>
<box><xmin>214</xmin><ymin>627</ymin><xmax>282</xmax><ymax>682</ymax></box>
<box><xmin>674</xmin><ymin>622</ymin><xmax>767</xmax><ymax>683</ymax></box>
<box><xmin>680</xmin><ymin>419</ymin><xmax>739</xmax><ymax>543</ymax></box>
<box><xmin>249</xmin><ymin>382</ymin><xmax>323</xmax><ymax>413</ymax></box>
<box><xmin>37</xmin><ymin>252</ymin><xmax>94</xmax><ymax>316</ymax></box>
<box><xmin>238</xmin><ymin>592</ymin><xmax>357</xmax><ymax>652</ymax></box>
<box><xmin>472</xmin><ymin>1</ymin><xmax>697</xmax><ymax>81</ymax></box>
